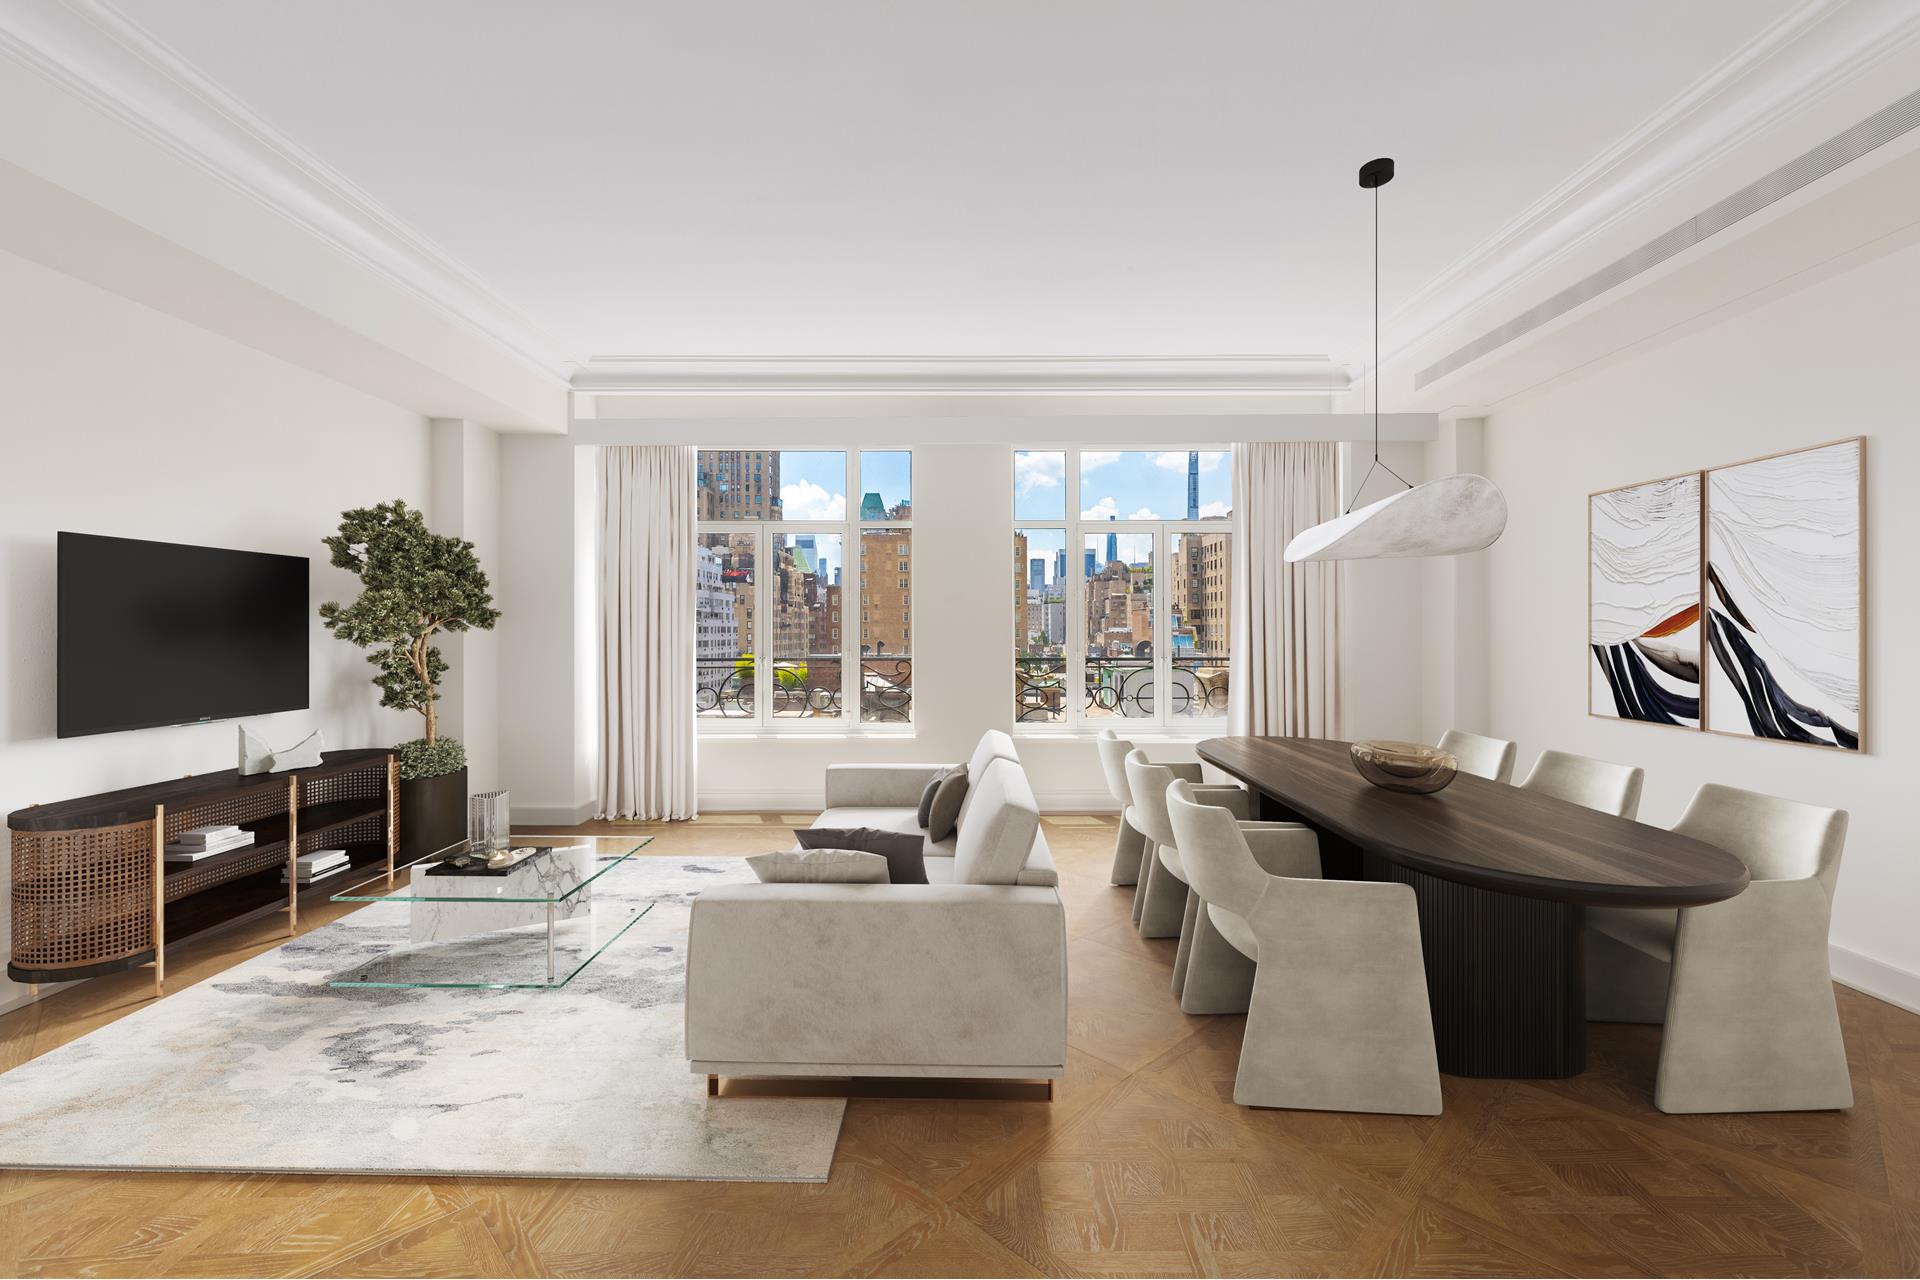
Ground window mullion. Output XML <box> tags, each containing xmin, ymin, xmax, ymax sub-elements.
<box><xmin>1066</xmin><ymin>450</ymin><xmax>1084</xmax><ymax>730</ymax></box>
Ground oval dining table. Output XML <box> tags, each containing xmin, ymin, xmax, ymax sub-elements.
<box><xmin>1195</xmin><ymin>736</ymin><xmax>1751</xmax><ymax>1079</ymax></box>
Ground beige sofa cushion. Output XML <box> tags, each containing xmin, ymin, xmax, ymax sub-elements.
<box><xmin>747</xmin><ymin>849</ymin><xmax>889</xmax><ymax>883</ymax></box>
<box><xmin>956</xmin><ymin>730</ymin><xmax>1021</xmax><ymax>830</ymax></box>
<box><xmin>953</xmin><ymin>757</ymin><xmax>1040</xmax><ymax>886</ymax></box>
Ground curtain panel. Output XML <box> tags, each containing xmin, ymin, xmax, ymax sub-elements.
<box><xmin>597</xmin><ymin>445</ymin><xmax>698</xmax><ymax>820</ymax></box>
<box><xmin>1228</xmin><ymin>442</ymin><xmax>1342</xmax><ymax>738</ymax></box>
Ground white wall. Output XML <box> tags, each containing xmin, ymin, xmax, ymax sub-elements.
<box><xmin>429</xmin><ymin>419</ymin><xmax>502</xmax><ymax>792</ymax></box>
<box><xmin>496</xmin><ymin>436</ymin><xmax>598</xmax><ymax>824</ymax></box>
<box><xmin>1340</xmin><ymin>440</ymin><xmax>1429</xmax><ymax>743</ymax></box>
<box><xmin>0</xmin><ymin>247</ymin><xmax>432</xmax><ymax>1014</ymax></box>
<box><xmin>1479</xmin><ymin>242</ymin><xmax>1920</xmax><ymax>1005</ymax></box>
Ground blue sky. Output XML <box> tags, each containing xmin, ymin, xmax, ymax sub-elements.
<box><xmin>773</xmin><ymin>450</ymin><xmax>911</xmax><ymax>520</ymax></box>
<box><xmin>1015</xmin><ymin>450</ymin><xmax>1230</xmax><ymax>523</ymax></box>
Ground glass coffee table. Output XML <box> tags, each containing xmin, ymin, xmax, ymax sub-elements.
<box><xmin>328</xmin><ymin>835</ymin><xmax>654</xmax><ymax>989</ymax></box>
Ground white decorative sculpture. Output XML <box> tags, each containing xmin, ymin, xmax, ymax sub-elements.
<box><xmin>271</xmin><ymin>730</ymin><xmax>325</xmax><ymax>771</ymax></box>
<box><xmin>1284</xmin><ymin>473</ymin><xmax>1508</xmax><ymax>562</ymax></box>
<box><xmin>238</xmin><ymin>725</ymin><xmax>326</xmax><ymax>775</ymax></box>
<box><xmin>238</xmin><ymin>725</ymin><xmax>275</xmax><ymax>775</ymax></box>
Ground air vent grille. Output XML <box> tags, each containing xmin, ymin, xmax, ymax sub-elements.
<box><xmin>1415</xmin><ymin>85</ymin><xmax>1920</xmax><ymax>390</ymax></box>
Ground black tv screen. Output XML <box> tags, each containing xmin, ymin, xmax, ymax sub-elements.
<box><xmin>58</xmin><ymin>532</ymin><xmax>310</xmax><ymax>738</ymax></box>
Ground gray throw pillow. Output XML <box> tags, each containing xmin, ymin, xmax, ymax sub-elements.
<box><xmin>916</xmin><ymin>764</ymin><xmax>962</xmax><ymax>827</ymax></box>
<box><xmin>925</xmin><ymin>766</ymin><xmax>969</xmax><ymax>843</ymax></box>
<box><xmin>796</xmin><ymin>826</ymin><xmax>929</xmax><ymax>885</ymax></box>
<box><xmin>746</xmin><ymin>849</ymin><xmax>888</xmax><ymax>884</ymax></box>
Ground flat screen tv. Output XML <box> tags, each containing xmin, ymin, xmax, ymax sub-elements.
<box><xmin>58</xmin><ymin>532</ymin><xmax>310</xmax><ymax>738</ymax></box>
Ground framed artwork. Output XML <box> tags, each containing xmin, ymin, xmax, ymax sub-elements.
<box><xmin>1704</xmin><ymin>437</ymin><xmax>1864</xmax><ymax>750</ymax></box>
<box><xmin>1589</xmin><ymin>472</ymin><xmax>1702</xmax><ymax>728</ymax></box>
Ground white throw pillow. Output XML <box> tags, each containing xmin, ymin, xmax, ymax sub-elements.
<box><xmin>746</xmin><ymin>849</ymin><xmax>889</xmax><ymax>884</ymax></box>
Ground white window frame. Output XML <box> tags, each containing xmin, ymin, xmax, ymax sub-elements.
<box><xmin>1014</xmin><ymin>447</ymin><xmax>1232</xmax><ymax>736</ymax></box>
<box><xmin>697</xmin><ymin>449</ymin><xmax>913</xmax><ymax>736</ymax></box>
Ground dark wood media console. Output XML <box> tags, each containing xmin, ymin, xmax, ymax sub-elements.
<box><xmin>7</xmin><ymin>749</ymin><xmax>398</xmax><ymax>994</ymax></box>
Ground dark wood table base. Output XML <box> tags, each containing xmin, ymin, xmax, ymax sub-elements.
<box><xmin>1369</xmin><ymin>855</ymin><xmax>1586</xmax><ymax>1078</ymax></box>
<box><xmin>1256</xmin><ymin>792</ymin><xmax>1587</xmax><ymax>1079</ymax></box>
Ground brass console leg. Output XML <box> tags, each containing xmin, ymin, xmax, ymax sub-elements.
<box><xmin>707</xmin><ymin>1075</ymin><xmax>720</xmax><ymax>1097</ymax></box>
<box><xmin>152</xmin><ymin>803</ymin><xmax>166</xmax><ymax>998</ymax></box>
<box><xmin>287</xmin><ymin>775</ymin><xmax>300</xmax><ymax>936</ymax></box>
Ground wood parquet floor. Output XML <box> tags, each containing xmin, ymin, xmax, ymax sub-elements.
<box><xmin>3</xmin><ymin>814</ymin><xmax>1918</xmax><ymax>1278</ymax></box>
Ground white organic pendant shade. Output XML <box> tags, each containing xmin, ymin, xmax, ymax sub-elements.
<box><xmin>1285</xmin><ymin>473</ymin><xmax>1508</xmax><ymax>562</ymax></box>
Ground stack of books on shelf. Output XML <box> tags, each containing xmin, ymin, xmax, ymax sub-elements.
<box><xmin>281</xmin><ymin>849</ymin><xmax>350</xmax><ymax>886</ymax></box>
<box><xmin>163</xmin><ymin>824</ymin><xmax>255</xmax><ymax>862</ymax></box>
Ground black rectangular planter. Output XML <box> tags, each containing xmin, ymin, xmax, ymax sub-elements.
<box><xmin>398</xmin><ymin>766</ymin><xmax>467</xmax><ymax>861</ymax></box>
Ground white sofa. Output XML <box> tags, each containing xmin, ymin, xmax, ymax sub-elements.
<box><xmin>686</xmin><ymin>731</ymin><xmax>1068</xmax><ymax>1086</ymax></box>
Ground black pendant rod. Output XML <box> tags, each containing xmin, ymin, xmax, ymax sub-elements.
<box><xmin>1346</xmin><ymin>157</ymin><xmax>1411</xmax><ymax>515</ymax></box>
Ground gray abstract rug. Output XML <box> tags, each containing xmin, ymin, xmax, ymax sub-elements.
<box><xmin>0</xmin><ymin>857</ymin><xmax>844</xmax><ymax>1182</ymax></box>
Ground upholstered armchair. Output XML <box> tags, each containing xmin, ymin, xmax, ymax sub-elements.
<box><xmin>1437</xmin><ymin>728</ymin><xmax>1517</xmax><ymax>784</ymax></box>
<box><xmin>1123</xmin><ymin>750</ymin><xmax>1254</xmax><ymax>984</ymax></box>
<box><xmin>1094</xmin><ymin>730</ymin><xmax>1148</xmax><ymax>888</ymax></box>
<box><xmin>1167</xmin><ymin>781</ymin><xmax>1442</xmax><ymax>1115</ymax></box>
<box><xmin>1586</xmin><ymin>783</ymin><xmax>1851</xmax><ymax>1114</ymax></box>
<box><xmin>1518</xmin><ymin>749</ymin><xmax>1645</xmax><ymax>819</ymax></box>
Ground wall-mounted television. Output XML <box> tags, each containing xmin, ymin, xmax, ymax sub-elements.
<box><xmin>57</xmin><ymin>532</ymin><xmax>310</xmax><ymax>738</ymax></box>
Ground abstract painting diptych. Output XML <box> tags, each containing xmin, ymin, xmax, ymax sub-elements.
<box><xmin>1589</xmin><ymin>438</ymin><xmax>1863</xmax><ymax>752</ymax></box>
<box><xmin>1704</xmin><ymin>439</ymin><xmax>1862</xmax><ymax>750</ymax></box>
<box><xmin>1589</xmin><ymin>473</ymin><xmax>1702</xmax><ymax>728</ymax></box>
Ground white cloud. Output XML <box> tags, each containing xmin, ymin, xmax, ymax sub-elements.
<box><xmin>781</xmin><ymin>480</ymin><xmax>846</xmax><ymax>521</ymax></box>
<box><xmin>1080</xmin><ymin>451</ymin><xmax>1122</xmax><ymax>472</ymax></box>
<box><xmin>1014</xmin><ymin>450</ymin><xmax>1063</xmax><ymax>496</ymax></box>
<box><xmin>1153</xmin><ymin>450</ymin><xmax>1228</xmax><ymax>473</ymax></box>
<box><xmin>1080</xmin><ymin>496</ymin><xmax>1161</xmax><ymax>521</ymax></box>
<box><xmin>1197</xmin><ymin>500</ymin><xmax>1231</xmax><ymax>519</ymax></box>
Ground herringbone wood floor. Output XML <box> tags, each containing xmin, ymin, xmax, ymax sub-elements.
<box><xmin>2</xmin><ymin>814</ymin><xmax>1917</xmax><ymax>1278</ymax></box>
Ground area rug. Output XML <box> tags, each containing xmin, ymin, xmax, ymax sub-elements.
<box><xmin>0</xmin><ymin>857</ymin><xmax>844</xmax><ymax>1182</ymax></box>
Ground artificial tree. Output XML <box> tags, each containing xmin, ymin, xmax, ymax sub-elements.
<box><xmin>320</xmin><ymin>500</ymin><xmax>499</xmax><ymax>779</ymax></box>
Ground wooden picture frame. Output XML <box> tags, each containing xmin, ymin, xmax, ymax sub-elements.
<box><xmin>1587</xmin><ymin>470</ymin><xmax>1704</xmax><ymax>730</ymax></box>
<box><xmin>1701</xmin><ymin>436</ymin><xmax>1865</xmax><ymax>752</ymax></box>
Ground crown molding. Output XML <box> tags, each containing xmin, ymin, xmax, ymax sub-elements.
<box><xmin>0</xmin><ymin>0</ymin><xmax>569</xmax><ymax>385</ymax></box>
<box><xmin>570</xmin><ymin>355</ymin><xmax>1356</xmax><ymax>395</ymax></box>
<box><xmin>1385</xmin><ymin>0</ymin><xmax>1920</xmax><ymax>371</ymax></box>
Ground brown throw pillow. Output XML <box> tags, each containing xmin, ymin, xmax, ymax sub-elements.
<box><xmin>916</xmin><ymin>764</ymin><xmax>962</xmax><ymax>827</ymax></box>
<box><xmin>796</xmin><ymin>826</ymin><xmax>929</xmax><ymax>884</ymax></box>
<box><xmin>925</xmin><ymin>766</ymin><xmax>969</xmax><ymax>843</ymax></box>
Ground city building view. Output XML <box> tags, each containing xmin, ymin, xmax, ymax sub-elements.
<box><xmin>695</xmin><ymin>450</ymin><xmax>912</xmax><ymax>723</ymax></box>
<box><xmin>1014</xmin><ymin>450</ymin><xmax>1232</xmax><ymax>724</ymax></box>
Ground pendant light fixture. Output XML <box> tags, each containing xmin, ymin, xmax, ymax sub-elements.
<box><xmin>1285</xmin><ymin>157</ymin><xmax>1507</xmax><ymax>563</ymax></box>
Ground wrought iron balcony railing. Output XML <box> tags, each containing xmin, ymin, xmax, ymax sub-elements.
<box><xmin>696</xmin><ymin>657</ymin><xmax>913</xmax><ymax>723</ymax></box>
<box><xmin>1016</xmin><ymin>656</ymin><xmax>1230</xmax><ymax>723</ymax></box>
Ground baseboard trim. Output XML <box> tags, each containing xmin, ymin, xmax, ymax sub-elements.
<box><xmin>1831</xmin><ymin>944</ymin><xmax>1920</xmax><ymax>1016</ymax></box>
<box><xmin>514</xmin><ymin>800</ymin><xmax>598</xmax><ymax>826</ymax></box>
<box><xmin>1037</xmin><ymin>792</ymin><xmax>1120</xmax><ymax>814</ymax></box>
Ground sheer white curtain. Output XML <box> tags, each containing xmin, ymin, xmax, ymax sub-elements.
<box><xmin>1229</xmin><ymin>442</ymin><xmax>1342</xmax><ymax>737</ymax></box>
<box><xmin>597</xmin><ymin>445</ymin><xmax>698</xmax><ymax>820</ymax></box>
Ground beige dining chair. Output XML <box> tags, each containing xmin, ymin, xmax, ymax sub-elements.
<box><xmin>1125</xmin><ymin>750</ymin><xmax>1257</xmax><ymax>984</ymax></box>
<box><xmin>1167</xmin><ymin>780</ymin><xmax>1442</xmax><ymax>1114</ymax></box>
<box><xmin>1586</xmin><ymin>783</ymin><xmax>1851</xmax><ymax>1113</ymax></box>
<box><xmin>1518</xmin><ymin>749</ymin><xmax>1644</xmax><ymax>819</ymax></box>
<box><xmin>1437</xmin><ymin>728</ymin><xmax>1517</xmax><ymax>784</ymax></box>
<box><xmin>1095</xmin><ymin>730</ymin><xmax>1149</xmax><ymax>889</ymax></box>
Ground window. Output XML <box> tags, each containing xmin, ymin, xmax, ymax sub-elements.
<box><xmin>1015</xmin><ymin>450</ymin><xmax>1231</xmax><ymax>729</ymax></box>
<box><xmin>696</xmin><ymin>450</ymin><xmax>911</xmax><ymax>728</ymax></box>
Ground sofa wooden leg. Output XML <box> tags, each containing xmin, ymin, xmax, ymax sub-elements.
<box><xmin>707</xmin><ymin>1074</ymin><xmax>719</xmax><ymax>1097</ymax></box>
<box><xmin>1046</xmin><ymin>1079</ymin><xmax>1056</xmax><ymax>1102</ymax></box>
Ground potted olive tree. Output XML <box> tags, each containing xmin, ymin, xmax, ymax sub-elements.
<box><xmin>320</xmin><ymin>501</ymin><xmax>499</xmax><ymax>858</ymax></box>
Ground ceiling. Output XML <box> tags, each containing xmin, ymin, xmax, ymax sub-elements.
<box><xmin>115</xmin><ymin>0</ymin><xmax>1798</xmax><ymax>372</ymax></box>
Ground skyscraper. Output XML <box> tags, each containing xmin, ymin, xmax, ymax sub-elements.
<box><xmin>1084</xmin><ymin>547</ymin><xmax>1096</xmax><ymax>579</ymax></box>
<box><xmin>1105</xmin><ymin>518</ymin><xmax>1118</xmax><ymax>567</ymax></box>
<box><xmin>1053</xmin><ymin>547</ymin><xmax>1067</xmax><ymax>584</ymax></box>
<box><xmin>1186</xmin><ymin>450</ymin><xmax>1200</xmax><ymax>520</ymax></box>
<box><xmin>860</xmin><ymin>491</ymin><xmax>885</xmax><ymax>521</ymax></box>
<box><xmin>1029</xmin><ymin>558</ymin><xmax>1046</xmax><ymax>591</ymax></box>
